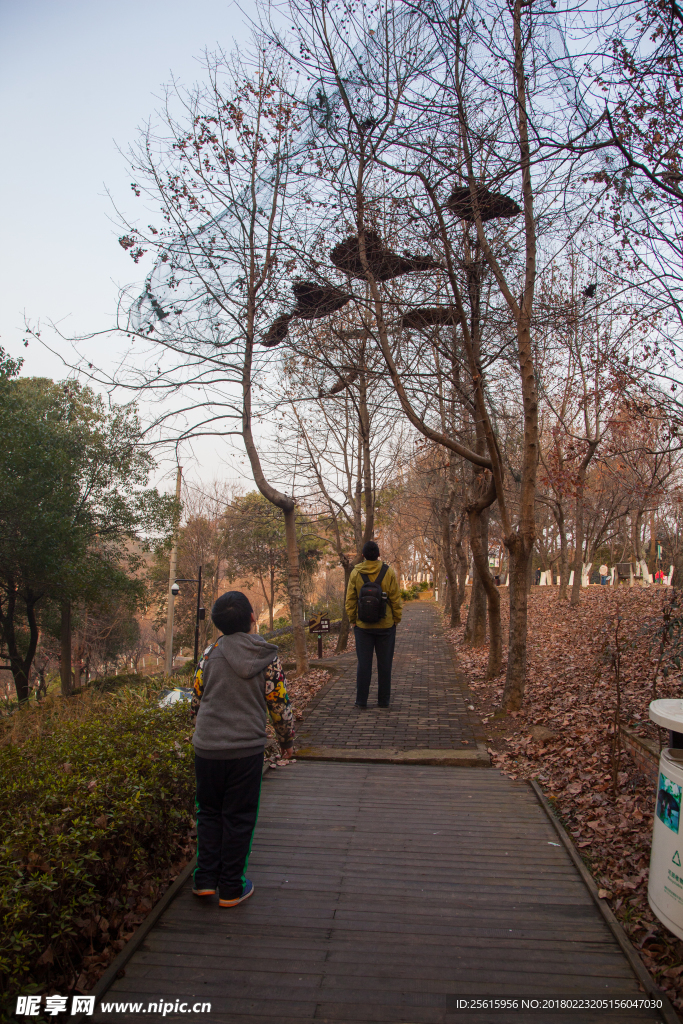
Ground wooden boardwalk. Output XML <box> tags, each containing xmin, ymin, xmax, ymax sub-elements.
<box><xmin>95</xmin><ymin>763</ymin><xmax>665</xmax><ymax>1023</ymax></box>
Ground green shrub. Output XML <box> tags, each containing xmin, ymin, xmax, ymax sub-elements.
<box><xmin>87</xmin><ymin>671</ymin><xmax>150</xmax><ymax>693</ymax></box>
<box><xmin>0</xmin><ymin>685</ymin><xmax>194</xmax><ymax>1012</ymax></box>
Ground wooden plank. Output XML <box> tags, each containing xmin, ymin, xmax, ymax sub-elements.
<box><xmin>128</xmin><ymin>949</ymin><xmax>638</xmax><ymax>983</ymax></box>
<box><xmin>143</xmin><ymin>931</ymin><xmax>633</xmax><ymax>960</ymax></box>
<box><xmin>139</xmin><ymin>938</ymin><xmax>633</xmax><ymax>973</ymax></box>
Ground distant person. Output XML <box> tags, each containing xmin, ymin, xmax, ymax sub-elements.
<box><xmin>345</xmin><ymin>540</ymin><xmax>403</xmax><ymax>709</ymax></box>
<box><xmin>600</xmin><ymin>563</ymin><xmax>609</xmax><ymax>585</ymax></box>
<box><xmin>656</xmin><ymin>569</ymin><xmax>666</xmax><ymax>583</ymax></box>
<box><xmin>190</xmin><ymin>591</ymin><xmax>294</xmax><ymax>907</ymax></box>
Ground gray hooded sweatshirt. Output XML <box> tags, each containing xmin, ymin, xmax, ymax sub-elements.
<box><xmin>192</xmin><ymin>631</ymin><xmax>279</xmax><ymax>760</ymax></box>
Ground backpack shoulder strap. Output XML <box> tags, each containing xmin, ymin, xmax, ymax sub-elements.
<box><xmin>377</xmin><ymin>563</ymin><xmax>389</xmax><ymax>586</ymax></box>
<box><xmin>359</xmin><ymin>572</ymin><xmax>370</xmax><ymax>585</ymax></box>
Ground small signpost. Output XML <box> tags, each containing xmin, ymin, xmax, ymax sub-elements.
<box><xmin>308</xmin><ymin>612</ymin><xmax>330</xmax><ymax>658</ymax></box>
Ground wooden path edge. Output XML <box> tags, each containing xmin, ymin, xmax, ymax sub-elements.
<box><xmin>295</xmin><ymin>745</ymin><xmax>490</xmax><ymax>766</ymax></box>
<box><xmin>530</xmin><ymin>779</ymin><xmax>680</xmax><ymax>1024</ymax></box>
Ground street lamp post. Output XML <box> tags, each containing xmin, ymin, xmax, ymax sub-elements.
<box><xmin>164</xmin><ymin>466</ymin><xmax>183</xmax><ymax>675</ymax></box>
<box><xmin>172</xmin><ymin>566</ymin><xmax>205</xmax><ymax>668</ymax></box>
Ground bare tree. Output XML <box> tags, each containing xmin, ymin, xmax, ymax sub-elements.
<box><xmin>104</xmin><ymin>47</ymin><xmax>313</xmax><ymax>672</ymax></box>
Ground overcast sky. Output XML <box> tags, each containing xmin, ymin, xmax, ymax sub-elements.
<box><xmin>0</xmin><ymin>0</ymin><xmax>257</xmax><ymax>487</ymax></box>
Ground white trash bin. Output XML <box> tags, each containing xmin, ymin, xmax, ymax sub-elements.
<box><xmin>648</xmin><ymin>699</ymin><xmax>683</xmax><ymax>940</ymax></box>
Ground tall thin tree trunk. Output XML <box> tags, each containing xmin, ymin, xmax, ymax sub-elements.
<box><xmin>464</xmin><ymin>518</ymin><xmax>488</xmax><ymax>646</ymax></box>
<box><xmin>499</xmin><ymin>0</ymin><xmax>539</xmax><ymax>708</ymax></box>
<box><xmin>455</xmin><ymin>532</ymin><xmax>468</xmax><ymax>619</ymax></box>
<box><xmin>441</xmin><ymin>509</ymin><xmax>459</xmax><ymax>626</ymax></box>
<box><xmin>60</xmin><ymin>599</ymin><xmax>72</xmax><ymax>697</ymax></box>
<box><xmin>468</xmin><ymin>505</ymin><xmax>502</xmax><ymax>678</ymax></box>
<box><xmin>503</xmin><ymin>536</ymin><xmax>532</xmax><ymax>709</ymax></box>
<box><xmin>336</xmin><ymin>561</ymin><xmax>353</xmax><ymax>653</ymax></box>
<box><xmin>632</xmin><ymin>509</ymin><xmax>651</xmax><ymax>586</ymax></box>
<box><xmin>649</xmin><ymin>509</ymin><xmax>657</xmax><ymax>577</ymax></box>
<box><xmin>73</xmin><ymin>641</ymin><xmax>82</xmax><ymax>691</ymax></box>
<box><xmin>358</xmin><ymin>369</ymin><xmax>375</xmax><ymax>551</ymax></box>
<box><xmin>1</xmin><ymin>583</ymin><xmax>35</xmax><ymax>703</ymax></box>
<box><xmin>242</xmin><ymin>334</ymin><xmax>309</xmax><ymax>675</ymax></box>
<box><xmin>570</xmin><ymin>472</ymin><xmax>587</xmax><ymax>606</ymax></box>
<box><xmin>282</xmin><ymin>507</ymin><xmax>308</xmax><ymax>673</ymax></box>
<box><xmin>557</xmin><ymin>505</ymin><xmax>569</xmax><ymax>600</ymax></box>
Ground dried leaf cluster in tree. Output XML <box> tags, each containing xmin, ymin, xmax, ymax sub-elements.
<box><xmin>445</xmin><ymin>186</ymin><xmax>522</xmax><ymax>222</ymax></box>
<box><xmin>329</xmin><ymin>230</ymin><xmax>442</xmax><ymax>282</ymax></box>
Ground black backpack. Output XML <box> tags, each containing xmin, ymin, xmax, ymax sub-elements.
<box><xmin>357</xmin><ymin>563</ymin><xmax>389</xmax><ymax>624</ymax></box>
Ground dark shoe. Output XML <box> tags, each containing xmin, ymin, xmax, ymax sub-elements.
<box><xmin>354</xmin><ymin>702</ymin><xmax>367</xmax><ymax>709</ymax></box>
<box><xmin>192</xmin><ymin>887</ymin><xmax>216</xmax><ymax>896</ymax></box>
<box><xmin>219</xmin><ymin>879</ymin><xmax>254</xmax><ymax>907</ymax></box>
<box><xmin>377</xmin><ymin>703</ymin><xmax>390</xmax><ymax>708</ymax></box>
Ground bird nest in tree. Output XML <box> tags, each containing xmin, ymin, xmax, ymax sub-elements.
<box><xmin>260</xmin><ymin>283</ymin><xmax>351</xmax><ymax>346</ymax></box>
<box><xmin>446</xmin><ymin>186</ymin><xmax>521</xmax><ymax>222</ymax></box>
<box><xmin>261</xmin><ymin>314</ymin><xmax>293</xmax><ymax>347</ymax></box>
<box><xmin>330</xmin><ymin>230</ymin><xmax>441</xmax><ymax>281</ymax></box>
<box><xmin>291</xmin><ymin>282</ymin><xmax>351</xmax><ymax>320</ymax></box>
<box><xmin>402</xmin><ymin>306</ymin><xmax>460</xmax><ymax>330</ymax></box>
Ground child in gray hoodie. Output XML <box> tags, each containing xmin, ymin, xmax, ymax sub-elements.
<box><xmin>190</xmin><ymin>591</ymin><xmax>294</xmax><ymax>907</ymax></box>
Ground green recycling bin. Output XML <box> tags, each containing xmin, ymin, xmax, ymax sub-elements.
<box><xmin>648</xmin><ymin>699</ymin><xmax>683</xmax><ymax>940</ymax></box>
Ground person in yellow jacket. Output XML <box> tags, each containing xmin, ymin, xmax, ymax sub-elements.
<box><xmin>345</xmin><ymin>540</ymin><xmax>403</xmax><ymax>709</ymax></box>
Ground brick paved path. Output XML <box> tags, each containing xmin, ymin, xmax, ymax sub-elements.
<box><xmin>296</xmin><ymin>602</ymin><xmax>488</xmax><ymax>766</ymax></box>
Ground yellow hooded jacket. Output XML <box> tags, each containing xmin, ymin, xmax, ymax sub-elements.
<box><xmin>345</xmin><ymin>559</ymin><xmax>403</xmax><ymax>630</ymax></box>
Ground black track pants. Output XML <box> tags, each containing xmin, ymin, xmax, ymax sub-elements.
<box><xmin>193</xmin><ymin>752</ymin><xmax>263</xmax><ymax>900</ymax></box>
<box><xmin>354</xmin><ymin>624</ymin><xmax>396</xmax><ymax>707</ymax></box>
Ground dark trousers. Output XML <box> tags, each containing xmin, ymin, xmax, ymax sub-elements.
<box><xmin>194</xmin><ymin>752</ymin><xmax>263</xmax><ymax>899</ymax></box>
<box><xmin>354</xmin><ymin>625</ymin><xmax>396</xmax><ymax>707</ymax></box>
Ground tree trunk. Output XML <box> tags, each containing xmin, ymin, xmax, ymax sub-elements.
<box><xmin>557</xmin><ymin>505</ymin><xmax>569</xmax><ymax>601</ymax></box>
<box><xmin>0</xmin><ymin>582</ymin><xmax>38</xmax><ymax>703</ymax></box>
<box><xmin>455</xmin><ymin>531</ymin><xmax>468</xmax><ymax>621</ymax></box>
<box><xmin>336</xmin><ymin>560</ymin><xmax>353</xmax><ymax>653</ymax></box>
<box><xmin>498</xmin><ymin>0</ymin><xmax>539</xmax><ymax>708</ymax></box>
<box><xmin>358</xmin><ymin>370</ymin><xmax>375</xmax><ymax>553</ymax></box>
<box><xmin>468</xmin><ymin>505</ymin><xmax>502</xmax><ymax>678</ymax></box>
<box><xmin>242</xmin><ymin>334</ymin><xmax>309</xmax><ymax>675</ymax></box>
<box><xmin>441</xmin><ymin>509</ymin><xmax>459</xmax><ymax>626</ymax></box>
<box><xmin>60</xmin><ymin>599</ymin><xmax>73</xmax><ymax>697</ymax></box>
<box><xmin>502</xmin><ymin>535</ymin><xmax>532</xmax><ymax>709</ymax></box>
<box><xmin>282</xmin><ymin>507</ymin><xmax>309</xmax><ymax>674</ymax></box>
<box><xmin>464</xmin><ymin>571</ymin><xmax>486</xmax><ymax>645</ymax></box>
<box><xmin>464</xmin><ymin>509</ymin><xmax>488</xmax><ymax>645</ymax></box>
<box><xmin>570</xmin><ymin>473</ymin><xmax>587</xmax><ymax>606</ymax></box>
<box><xmin>632</xmin><ymin>509</ymin><xmax>651</xmax><ymax>586</ymax></box>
